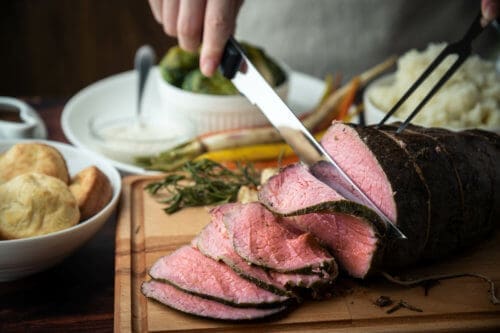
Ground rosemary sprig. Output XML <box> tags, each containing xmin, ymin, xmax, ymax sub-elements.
<box><xmin>144</xmin><ymin>159</ymin><xmax>260</xmax><ymax>214</ymax></box>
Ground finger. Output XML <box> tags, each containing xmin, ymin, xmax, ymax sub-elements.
<box><xmin>200</xmin><ymin>0</ymin><xmax>243</xmax><ymax>76</ymax></box>
<box><xmin>161</xmin><ymin>0</ymin><xmax>180</xmax><ymax>37</ymax></box>
<box><xmin>177</xmin><ymin>0</ymin><xmax>207</xmax><ymax>52</ymax></box>
<box><xmin>148</xmin><ymin>0</ymin><xmax>163</xmax><ymax>23</ymax></box>
<box><xmin>481</xmin><ymin>0</ymin><xmax>499</xmax><ymax>25</ymax></box>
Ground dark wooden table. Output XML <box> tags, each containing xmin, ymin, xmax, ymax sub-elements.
<box><xmin>0</xmin><ymin>99</ymin><xmax>115</xmax><ymax>333</ymax></box>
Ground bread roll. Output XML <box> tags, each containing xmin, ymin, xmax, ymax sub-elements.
<box><xmin>0</xmin><ymin>143</ymin><xmax>70</xmax><ymax>185</ymax></box>
<box><xmin>0</xmin><ymin>173</ymin><xmax>80</xmax><ymax>239</ymax></box>
<box><xmin>69</xmin><ymin>166</ymin><xmax>113</xmax><ymax>221</ymax></box>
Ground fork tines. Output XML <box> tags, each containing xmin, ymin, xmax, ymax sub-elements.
<box><xmin>378</xmin><ymin>11</ymin><xmax>486</xmax><ymax>133</ymax></box>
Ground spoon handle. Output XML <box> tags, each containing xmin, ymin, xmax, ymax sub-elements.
<box><xmin>135</xmin><ymin>45</ymin><xmax>156</xmax><ymax>118</ymax></box>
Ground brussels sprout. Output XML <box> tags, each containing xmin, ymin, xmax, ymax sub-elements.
<box><xmin>160</xmin><ymin>42</ymin><xmax>285</xmax><ymax>95</ymax></box>
<box><xmin>241</xmin><ymin>43</ymin><xmax>287</xmax><ymax>87</ymax></box>
<box><xmin>182</xmin><ymin>69</ymin><xmax>238</xmax><ymax>95</ymax></box>
<box><xmin>159</xmin><ymin>46</ymin><xmax>199</xmax><ymax>87</ymax></box>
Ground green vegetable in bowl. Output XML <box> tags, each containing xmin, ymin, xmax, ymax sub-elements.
<box><xmin>159</xmin><ymin>46</ymin><xmax>199</xmax><ymax>87</ymax></box>
<box><xmin>159</xmin><ymin>41</ymin><xmax>286</xmax><ymax>95</ymax></box>
<box><xmin>240</xmin><ymin>42</ymin><xmax>286</xmax><ymax>87</ymax></box>
<box><xmin>182</xmin><ymin>70</ymin><xmax>238</xmax><ymax>95</ymax></box>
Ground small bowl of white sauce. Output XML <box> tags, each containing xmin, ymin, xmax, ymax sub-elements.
<box><xmin>88</xmin><ymin>113</ymin><xmax>195</xmax><ymax>164</ymax></box>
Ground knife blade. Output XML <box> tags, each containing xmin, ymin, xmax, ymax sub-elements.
<box><xmin>220</xmin><ymin>37</ymin><xmax>406</xmax><ymax>239</ymax></box>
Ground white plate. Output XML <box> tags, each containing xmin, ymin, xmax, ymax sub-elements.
<box><xmin>62</xmin><ymin>68</ymin><xmax>325</xmax><ymax>175</ymax></box>
<box><xmin>0</xmin><ymin>140</ymin><xmax>121</xmax><ymax>281</ymax></box>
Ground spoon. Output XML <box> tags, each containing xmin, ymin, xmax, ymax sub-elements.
<box><xmin>134</xmin><ymin>45</ymin><xmax>156</xmax><ymax>124</ymax></box>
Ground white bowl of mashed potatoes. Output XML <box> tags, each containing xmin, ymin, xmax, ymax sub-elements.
<box><xmin>364</xmin><ymin>43</ymin><xmax>500</xmax><ymax>132</ymax></box>
<box><xmin>0</xmin><ymin>140</ymin><xmax>121</xmax><ymax>281</ymax></box>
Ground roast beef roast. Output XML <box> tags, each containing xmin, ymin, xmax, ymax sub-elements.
<box><xmin>311</xmin><ymin>121</ymin><xmax>499</xmax><ymax>271</ymax></box>
<box><xmin>143</xmin><ymin>120</ymin><xmax>499</xmax><ymax>321</ymax></box>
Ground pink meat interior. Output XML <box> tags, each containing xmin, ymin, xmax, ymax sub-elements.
<box><xmin>321</xmin><ymin>122</ymin><xmax>397</xmax><ymax>222</ymax></box>
<box><xmin>284</xmin><ymin>213</ymin><xmax>377</xmax><ymax>278</ymax></box>
<box><xmin>260</xmin><ymin>163</ymin><xmax>378</xmax><ymax>278</ymax></box>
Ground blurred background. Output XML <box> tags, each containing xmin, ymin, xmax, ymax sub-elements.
<box><xmin>0</xmin><ymin>0</ymin><xmax>176</xmax><ymax>97</ymax></box>
<box><xmin>1</xmin><ymin>0</ymin><xmax>498</xmax><ymax>98</ymax></box>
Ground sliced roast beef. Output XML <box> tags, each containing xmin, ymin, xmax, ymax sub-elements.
<box><xmin>259</xmin><ymin>163</ymin><xmax>384</xmax><ymax>278</ymax></box>
<box><xmin>142</xmin><ymin>280</ymin><xmax>288</xmax><ymax>320</ymax></box>
<box><xmin>196</xmin><ymin>206</ymin><xmax>331</xmax><ymax>296</ymax></box>
<box><xmin>149</xmin><ymin>245</ymin><xmax>290</xmax><ymax>308</ymax></box>
<box><xmin>222</xmin><ymin>202</ymin><xmax>336</xmax><ymax>276</ymax></box>
<box><xmin>311</xmin><ymin>122</ymin><xmax>430</xmax><ymax>268</ymax></box>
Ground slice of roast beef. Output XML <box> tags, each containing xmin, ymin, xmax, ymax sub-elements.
<box><xmin>222</xmin><ymin>202</ymin><xmax>336</xmax><ymax>276</ymax></box>
<box><xmin>149</xmin><ymin>245</ymin><xmax>290</xmax><ymax>308</ymax></box>
<box><xmin>142</xmin><ymin>280</ymin><xmax>288</xmax><ymax>320</ymax></box>
<box><xmin>259</xmin><ymin>163</ymin><xmax>384</xmax><ymax>278</ymax></box>
<box><xmin>311</xmin><ymin>122</ymin><xmax>430</xmax><ymax>269</ymax></box>
<box><xmin>196</xmin><ymin>206</ymin><xmax>332</xmax><ymax>296</ymax></box>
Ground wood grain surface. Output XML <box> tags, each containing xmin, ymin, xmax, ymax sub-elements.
<box><xmin>115</xmin><ymin>175</ymin><xmax>500</xmax><ymax>332</ymax></box>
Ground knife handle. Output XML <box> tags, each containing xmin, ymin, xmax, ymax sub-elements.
<box><xmin>220</xmin><ymin>37</ymin><xmax>243</xmax><ymax>79</ymax></box>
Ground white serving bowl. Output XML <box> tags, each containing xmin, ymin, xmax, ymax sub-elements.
<box><xmin>0</xmin><ymin>140</ymin><xmax>121</xmax><ymax>282</ymax></box>
<box><xmin>156</xmin><ymin>66</ymin><xmax>290</xmax><ymax>134</ymax></box>
<box><xmin>363</xmin><ymin>74</ymin><xmax>399</xmax><ymax>126</ymax></box>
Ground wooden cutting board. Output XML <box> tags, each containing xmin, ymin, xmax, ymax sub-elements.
<box><xmin>114</xmin><ymin>175</ymin><xmax>500</xmax><ymax>332</ymax></box>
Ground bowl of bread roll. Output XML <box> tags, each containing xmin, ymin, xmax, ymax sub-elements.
<box><xmin>0</xmin><ymin>140</ymin><xmax>121</xmax><ymax>281</ymax></box>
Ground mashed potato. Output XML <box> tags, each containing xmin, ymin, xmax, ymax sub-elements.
<box><xmin>369</xmin><ymin>43</ymin><xmax>500</xmax><ymax>130</ymax></box>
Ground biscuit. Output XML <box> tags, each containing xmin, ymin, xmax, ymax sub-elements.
<box><xmin>0</xmin><ymin>173</ymin><xmax>80</xmax><ymax>240</ymax></box>
<box><xmin>0</xmin><ymin>143</ymin><xmax>70</xmax><ymax>185</ymax></box>
<box><xmin>69</xmin><ymin>166</ymin><xmax>113</xmax><ymax>221</ymax></box>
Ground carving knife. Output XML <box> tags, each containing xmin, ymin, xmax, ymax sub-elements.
<box><xmin>219</xmin><ymin>37</ymin><xmax>406</xmax><ymax>239</ymax></box>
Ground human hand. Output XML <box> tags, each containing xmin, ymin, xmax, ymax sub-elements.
<box><xmin>148</xmin><ymin>0</ymin><xmax>244</xmax><ymax>77</ymax></box>
<box><xmin>481</xmin><ymin>0</ymin><xmax>499</xmax><ymax>26</ymax></box>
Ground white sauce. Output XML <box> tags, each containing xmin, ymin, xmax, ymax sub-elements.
<box><xmin>94</xmin><ymin>121</ymin><xmax>190</xmax><ymax>163</ymax></box>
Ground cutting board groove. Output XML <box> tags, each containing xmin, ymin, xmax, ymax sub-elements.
<box><xmin>114</xmin><ymin>175</ymin><xmax>500</xmax><ymax>332</ymax></box>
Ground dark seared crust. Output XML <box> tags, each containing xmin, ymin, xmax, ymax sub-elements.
<box><xmin>277</xmin><ymin>200</ymin><xmax>386</xmax><ymax>235</ymax></box>
<box><xmin>462</xmin><ymin>129</ymin><xmax>500</xmax><ymax>225</ymax></box>
<box><xmin>406</xmin><ymin>125</ymin><xmax>495</xmax><ymax>245</ymax></box>
<box><xmin>351</xmin><ymin>125</ymin><xmax>430</xmax><ymax>269</ymax></box>
<box><xmin>378</xmin><ymin>125</ymin><xmax>463</xmax><ymax>260</ymax></box>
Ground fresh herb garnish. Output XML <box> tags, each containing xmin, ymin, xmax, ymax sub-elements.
<box><xmin>145</xmin><ymin>159</ymin><xmax>260</xmax><ymax>214</ymax></box>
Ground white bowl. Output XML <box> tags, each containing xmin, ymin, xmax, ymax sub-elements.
<box><xmin>363</xmin><ymin>75</ymin><xmax>399</xmax><ymax>126</ymax></box>
<box><xmin>88</xmin><ymin>113</ymin><xmax>195</xmax><ymax>164</ymax></box>
<box><xmin>0</xmin><ymin>140</ymin><xmax>121</xmax><ymax>281</ymax></box>
<box><xmin>0</xmin><ymin>97</ymin><xmax>46</xmax><ymax>139</ymax></box>
<box><xmin>156</xmin><ymin>66</ymin><xmax>290</xmax><ymax>134</ymax></box>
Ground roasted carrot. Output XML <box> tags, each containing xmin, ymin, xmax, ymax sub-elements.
<box><xmin>337</xmin><ymin>77</ymin><xmax>360</xmax><ymax>121</ymax></box>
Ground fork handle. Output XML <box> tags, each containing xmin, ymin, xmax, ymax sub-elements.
<box><xmin>462</xmin><ymin>11</ymin><xmax>485</xmax><ymax>43</ymax></box>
